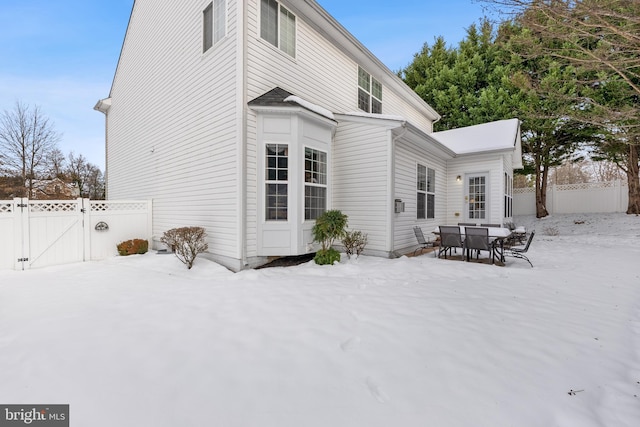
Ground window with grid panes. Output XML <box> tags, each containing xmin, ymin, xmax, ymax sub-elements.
<box><xmin>260</xmin><ymin>0</ymin><xmax>296</xmax><ymax>57</ymax></box>
<box><xmin>304</xmin><ymin>148</ymin><xmax>327</xmax><ymax>220</ymax></box>
<box><xmin>265</xmin><ymin>144</ymin><xmax>288</xmax><ymax>221</ymax></box>
<box><xmin>357</xmin><ymin>66</ymin><xmax>382</xmax><ymax>113</ymax></box>
<box><xmin>417</xmin><ymin>164</ymin><xmax>435</xmax><ymax>219</ymax></box>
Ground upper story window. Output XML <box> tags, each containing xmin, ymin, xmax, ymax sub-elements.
<box><xmin>203</xmin><ymin>0</ymin><xmax>226</xmax><ymax>53</ymax></box>
<box><xmin>358</xmin><ymin>66</ymin><xmax>382</xmax><ymax>114</ymax></box>
<box><xmin>260</xmin><ymin>0</ymin><xmax>296</xmax><ymax>57</ymax></box>
<box><xmin>417</xmin><ymin>164</ymin><xmax>435</xmax><ymax>219</ymax></box>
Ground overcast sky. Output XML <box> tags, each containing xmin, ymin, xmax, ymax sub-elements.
<box><xmin>0</xmin><ymin>1</ymin><xmax>490</xmax><ymax>171</ymax></box>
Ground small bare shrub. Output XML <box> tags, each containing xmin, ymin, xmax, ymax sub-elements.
<box><xmin>160</xmin><ymin>227</ymin><xmax>208</xmax><ymax>269</ymax></box>
<box><xmin>117</xmin><ymin>239</ymin><xmax>148</xmax><ymax>256</ymax></box>
<box><xmin>342</xmin><ymin>230</ymin><xmax>368</xmax><ymax>259</ymax></box>
<box><xmin>543</xmin><ymin>226</ymin><xmax>560</xmax><ymax>236</ymax></box>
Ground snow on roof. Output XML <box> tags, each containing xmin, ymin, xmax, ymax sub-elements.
<box><xmin>283</xmin><ymin>96</ymin><xmax>335</xmax><ymax>121</ymax></box>
<box><xmin>340</xmin><ymin>111</ymin><xmax>407</xmax><ymax>122</ymax></box>
<box><xmin>430</xmin><ymin>118</ymin><xmax>520</xmax><ymax>155</ymax></box>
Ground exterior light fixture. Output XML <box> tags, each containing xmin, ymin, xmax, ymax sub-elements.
<box><xmin>456</xmin><ymin>175</ymin><xmax>462</xmax><ymax>182</ymax></box>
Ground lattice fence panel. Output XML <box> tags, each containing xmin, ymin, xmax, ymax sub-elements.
<box><xmin>91</xmin><ymin>202</ymin><xmax>148</xmax><ymax>212</ymax></box>
<box><xmin>29</xmin><ymin>201</ymin><xmax>78</xmax><ymax>213</ymax></box>
<box><xmin>0</xmin><ymin>203</ymin><xmax>13</xmax><ymax>214</ymax></box>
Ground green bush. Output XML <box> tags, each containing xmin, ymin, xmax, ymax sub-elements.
<box><xmin>117</xmin><ymin>239</ymin><xmax>148</xmax><ymax>256</ymax></box>
<box><xmin>342</xmin><ymin>230</ymin><xmax>368</xmax><ymax>259</ymax></box>
<box><xmin>314</xmin><ymin>248</ymin><xmax>341</xmax><ymax>265</ymax></box>
<box><xmin>312</xmin><ymin>210</ymin><xmax>348</xmax><ymax>265</ymax></box>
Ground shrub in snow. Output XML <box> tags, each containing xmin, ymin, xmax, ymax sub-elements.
<box><xmin>312</xmin><ymin>210</ymin><xmax>348</xmax><ymax>265</ymax></box>
<box><xmin>342</xmin><ymin>230</ymin><xmax>368</xmax><ymax>259</ymax></box>
<box><xmin>116</xmin><ymin>239</ymin><xmax>148</xmax><ymax>256</ymax></box>
<box><xmin>160</xmin><ymin>226</ymin><xmax>208</xmax><ymax>269</ymax></box>
<box><xmin>314</xmin><ymin>247</ymin><xmax>341</xmax><ymax>265</ymax></box>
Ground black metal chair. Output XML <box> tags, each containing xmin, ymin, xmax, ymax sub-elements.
<box><xmin>458</xmin><ymin>222</ymin><xmax>477</xmax><ymax>226</ymax></box>
<box><xmin>437</xmin><ymin>226</ymin><xmax>464</xmax><ymax>259</ymax></box>
<box><xmin>504</xmin><ymin>230</ymin><xmax>535</xmax><ymax>267</ymax></box>
<box><xmin>412</xmin><ymin>226</ymin><xmax>433</xmax><ymax>256</ymax></box>
<box><xmin>464</xmin><ymin>227</ymin><xmax>497</xmax><ymax>264</ymax></box>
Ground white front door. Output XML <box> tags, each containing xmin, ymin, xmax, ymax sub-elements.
<box><xmin>465</xmin><ymin>173</ymin><xmax>489</xmax><ymax>222</ymax></box>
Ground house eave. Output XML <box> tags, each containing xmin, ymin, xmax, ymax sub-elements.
<box><xmin>249</xmin><ymin>104</ymin><xmax>337</xmax><ymax>127</ymax></box>
<box><xmin>93</xmin><ymin>97</ymin><xmax>112</xmax><ymax>114</ymax></box>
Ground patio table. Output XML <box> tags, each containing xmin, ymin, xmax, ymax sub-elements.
<box><xmin>433</xmin><ymin>225</ymin><xmax>513</xmax><ymax>262</ymax></box>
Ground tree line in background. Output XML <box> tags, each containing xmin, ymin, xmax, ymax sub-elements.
<box><xmin>401</xmin><ymin>0</ymin><xmax>639</xmax><ymax>216</ymax></box>
<box><xmin>0</xmin><ymin>101</ymin><xmax>104</xmax><ymax>200</ymax></box>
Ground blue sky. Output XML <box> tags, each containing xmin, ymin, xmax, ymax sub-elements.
<box><xmin>0</xmin><ymin>1</ymin><xmax>490</xmax><ymax>171</ymax></box>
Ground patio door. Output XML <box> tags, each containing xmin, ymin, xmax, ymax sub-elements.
<box><xmin>465</xmin><ymin>173</ymin><xmax>488</xmax><ymax>222</ymax></box>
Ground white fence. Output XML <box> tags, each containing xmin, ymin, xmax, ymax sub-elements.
<box><xmin>513</xmin><ymin>180</ymin><xmax>629</xmax><ymax>215</ymax></box>
<box><xmin>0</xmin><ymin>198</ymin><xmax>152</xmax><ymax>270</ymax></box>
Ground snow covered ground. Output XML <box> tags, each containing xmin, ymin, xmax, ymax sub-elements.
<box><xmin>1</xmin><ymin>213</ymin><xmax>639</xmax><ymax>426</ymax></box>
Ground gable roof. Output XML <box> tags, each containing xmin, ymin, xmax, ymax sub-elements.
<box><xmin>248</xmin><ymin>87</ymin><xmax>336</xmax><ymax>121</ymax></box>
<box><xmin>247</xmin><ymin>87</ymin><xmax>296</xmax><ymax>107</ymax></box>
<box><xmin>430</xmin><ymin>119</ymin><xmax>521</xmax><ymax>155</ymax></box>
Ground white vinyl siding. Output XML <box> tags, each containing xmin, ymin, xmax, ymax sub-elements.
<box><xmin>393</xmin><ymin>141</ymin><xmax>447</xmax><ymax>252</ymax></box>
<box><xmin>446</xmin><ymin>155</ymin><xmax>504</xmax><ymax>225</ymax></box>
<box><xmin>332</xmin><ymin>122</ymin><xmax>390</xmax><ymax>254</ymax></box>
<box><xmin>246</xmin><ymin>0</ymin><xmax>439</xmax><ymax>255</ymax></box>
<box><xmin>106</xmin><ymin>0</ymin><xmax>239</xmax><ymax>264</ymax></box>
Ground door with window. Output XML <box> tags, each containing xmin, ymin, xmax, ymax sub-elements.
<box><xmin>465</xmin><ymin>173</ymin><xmax>488</xmax><ymax>222</ymax></box>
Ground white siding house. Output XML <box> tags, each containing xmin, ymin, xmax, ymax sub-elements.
<box><xmin>95</xmin><ymin>0</ymin><xmax>523</xmax><ymax>271</ymax></box>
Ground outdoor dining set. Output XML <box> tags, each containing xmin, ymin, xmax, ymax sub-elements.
<box><xmin>413</xmin><ymin>223</ymin><xmax>535</xmax><ymax>267</ymax></box>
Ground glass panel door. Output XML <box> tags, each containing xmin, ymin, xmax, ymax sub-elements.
<box><xmin>466</xmin><ymin>174</ymin><xmax>488</xmax><ymax>221</ymax></box>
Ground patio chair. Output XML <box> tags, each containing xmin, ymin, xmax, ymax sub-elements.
<box><xmin>464</xmin><ymin>227</ymin><xmax>497</xmax><ymax>264</ymax></box>
<box><xmin>458</xmin><ymin>222</ymin><xmax>477</xmax><ymax>226</ymax></box>
<box><xmin>503</xmin><ymin>225</ymin><xmax>527</xmax><ymax>247</ymax></box>
<box><xmin>412</xmin><ymin>226</ymin><xmax>433</xmax><ymax>256</ymax></box>
<box><xmin>504</xmin><ymin>230</ymin><xmax>535</xmax><ymax>267</ymax></box>
<box><xmin>437</xmin><ymin>226</ymin><xmax>464</xmax><ymax>259</ymax></box>
<box><xmin>480</xmin><ymin>223</ymin><xmax>501</xmax><ymax>228</ymax></box>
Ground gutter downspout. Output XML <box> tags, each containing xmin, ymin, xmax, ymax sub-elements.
<box><xmin>389</xmin><ymin>123</ymin><xmax>408</xmax><ymax>256</ymax></box>
<box><xmin>238</xmin><ymin>0</ymin><xmax>248</xmax><ymax>268</ymax></box>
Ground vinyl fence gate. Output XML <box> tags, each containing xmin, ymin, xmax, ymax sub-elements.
<box><xmin>0</xmin><ymin>198</ymin><xmax>152</xmax><ymax>270</ymax></box>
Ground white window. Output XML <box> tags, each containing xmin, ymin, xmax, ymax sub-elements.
<box><xmin>266</xmin><ymin>144</ymin><xmax>288</xmax><ymax>221</ymax></box>
<box><xmin>260</xmin><ymin>0</ymin><xmax>296</xmax><ymax>57</ymax></box>
<box><xmin>417</xmin><ymin>164</ymin><xmax>435</xmax><ymax>219</ymax></box>
<box><xmin>504</xmin><ymin>172</ymin><xmax>513</xmax><ymax>217</ymax></box>
<box><xmin>203</xmin><ymin>0</ymin><xmax>226</xmax><ymax>53</ymax></box>
<box><xmin>358</xmin><ymin>66</ymin><xmax>382</xmax><ymax>114</ymax></box>
<box><xmin>304</xmin><ymin>148</ymin><xmax>327</xmax><ymax>220</ymax></box>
